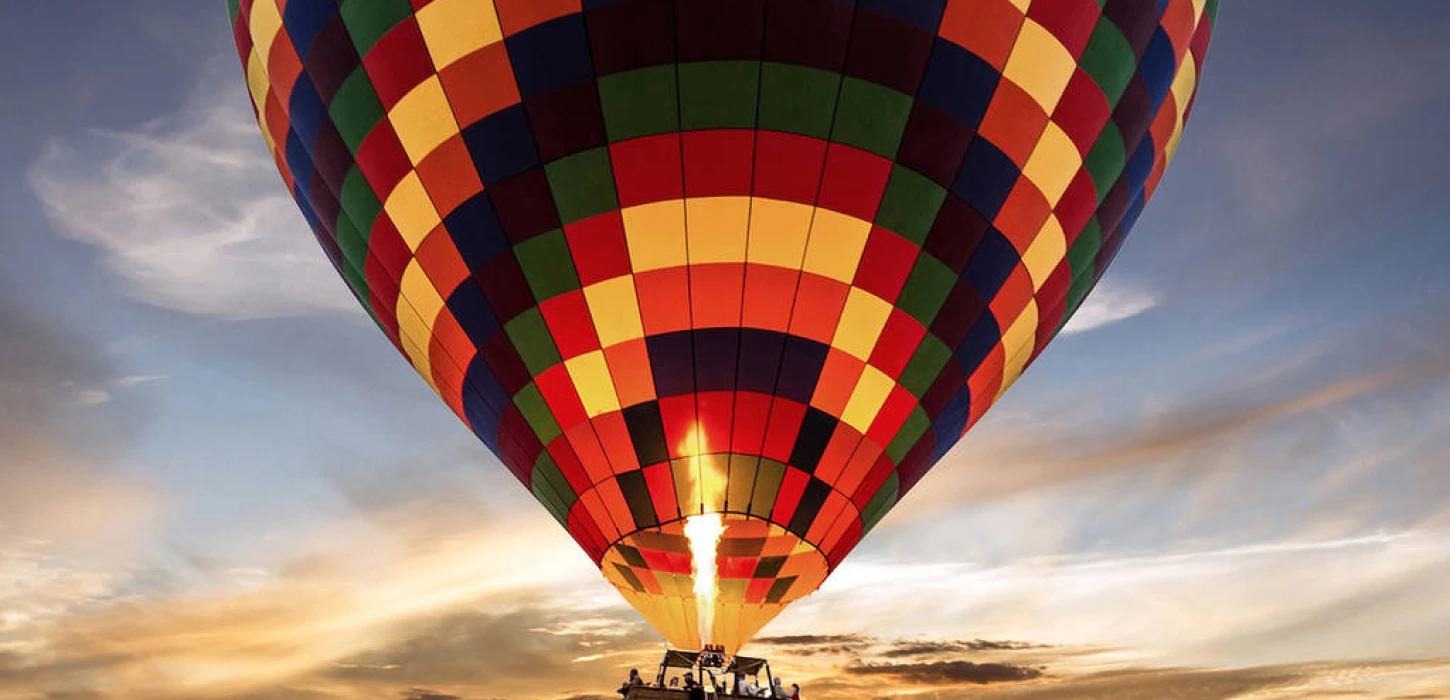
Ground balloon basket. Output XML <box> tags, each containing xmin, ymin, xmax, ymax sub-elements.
<box><xmin>620</xmin><ymin>645</ymin><xmax>785</xmax><ymax>699</ymax></box>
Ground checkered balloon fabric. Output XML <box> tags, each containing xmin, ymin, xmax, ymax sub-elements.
<box><xmin>231</xmin><ymin>0</ymin><xmax>1215</xmax><ymax>652</ymax></box>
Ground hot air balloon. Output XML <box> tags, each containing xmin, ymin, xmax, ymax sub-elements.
<box><xmin>230</xmin><ymin>0</ymin><xmax>1215</xmax><ymax>653</ymax></box>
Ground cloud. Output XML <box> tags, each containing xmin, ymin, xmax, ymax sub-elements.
<box><xmin>898</xmin><ymin>304</ymin><xmax>1450</xmax><ymax>516</ymax></box>
<box><xmin>28</xmin><ymin>58</ymin><xmax>356</xmax><ymax>321</ymax></box>
<box><xmin>0</xmin><ymin>474</ymin><xmax>613</xmax><ymax>700</ymax></box>
<box><xmin>774</xmin><ymin>526</ymin><xmax>1450</xmax><ymax>677</ymax></box>
<box><xmin>882</xmin><ymin>640</ymin><xmax>1048</xmax><ymax>657</ymax></box>
<box><xmin>749</xmin><ymin>634</ymin><xmax>874</xmax><ymax>658</ymax></box>
<box><xmin>754</xmin><ymin>634</ymin><xmax>871</xmax><ymax>647</ymax></box>
<box><xmin>112</xmin><ymin>374</ymin><xmax>165</xmax><ymax>388</ymax></box>
<box><xmin>998</xmin><ymin>665</ymin><xmax>1303</xmax><ymax>700</ymax></box>
<box><xmin>1059</xmin><ymin>281</ymin><xmax>1161</xmax><ymax>335</ymax></box>
<box><xmin>845</xmin><ymin>660</ymin><xmax>1043</xmax><ymax>685</ymax></box>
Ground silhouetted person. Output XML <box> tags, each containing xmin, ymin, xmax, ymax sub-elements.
<box><xmin>618</xmin><ymin>668</ymin><xmax>644</xmax><ymax>697</ymax></box>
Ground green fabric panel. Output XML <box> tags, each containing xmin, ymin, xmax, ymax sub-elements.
<box><xmin>886</xmin><ymin>407</ymin><xmax>930</xmax><ymax>464</ymax></box>
<box><xmin>875</xmin><ymin>165</ymin><xmax>947</xmax><ymax>244</ymax></box>
<box><xmin>830</xmin><ymin>78</ymin><xmax>913</xmax><ymax>158</ymax></box>
<box><xmin>340</xmin><ymin>0</ymin><xmax>413</xmax><ymax>55</ymax></box>
<box><xmin>670</xmin><ymin>458</ymin><xmax>697</xmax><ymax>515</ymax></box>
<box><xmin>1084</xmin><ymin>126</ymin><xmax>1126</xmax><ymax>201</ymax></box>
<box><xmin>334</xmin><ymin>215</ymin><xmax>371</xmax><ymax>303</ymax></box>
<box><xmin>330</xmin><ymin>68</ymin><xmax>386</xmax><ymax>153</ymax></box>
<box><xmin>545</xmin><ymin>147</ymin><xmax>619</xmax><ymax>226</ymax></box>
<box><xmin>335</xmin><ymin>210</ymin><xmax>368</xmax><ymax>272</ymax></box>
<box><xmin>1206</xmin><ymin>0</ymin><xmax>1220</xmax><ymax>23</ymax></box>
<box><xmin>860</xmin><ymin>473</ymin><xmax>899</xmax><ymax>533</ymax></box>
<box><xmin>1066</xmin><ymin>219</ymin><xmax>1102</xmax><ymax>279</ymax></box>
<box><xmin>336</xmin><ymin>168</ymin><xmax>380</xmax><ymax>304</ymax></box>
<box><xmin>765</xmin><ymin>576</ymin><xmax>797</xmax><ymax>604</ymax></box>
<box><xmin>504</xmin><ymin>307</ymin><xmax>563</xmax><ymax>377</ymax></box>
<box><xmin>749</xmin><ymin>459</ymin><xmax>787</xmax><ymax>520</ymax></box>
<box><xmin>613</xmin><ymin>563</ymin><xmax>646</xmax><ymax>592</ymax></box>
<box><xmin>1064</xmin><ymin>273</ymin><xmax>1096</xmax><ymax>316</ymax></box>
<box><xmin>757</xmin><ymin>63</ymin><xmax>840</xmax><ymax>139</ymax></box>
<box><xmin>513</xmin><ymin>382</ymin><xmax>563</xmax><ymax>444</ymax></box>
<box><xmin>895</xmin><ymin>254</ymin><xmax>957</xmax><ymax>326</ymax></box>
<box><xmin>1058</xmin><ymin>281</ymin><xmax>1091</xmax><ymax>336</ymax></box>
<box><xmin>339</xmin><ymin>167</ymin><xmax>382</xmax><ymax>228</ymax></box>
<box><xmin>227</xmin><ymin>0</ymin><xmax>240</xmax><ymax>24</ymax></box>
<box><xmin>342</xmin><ymin>265</ymin><xmax>371</xmax><ymax>310</ymax></box>
<box><xmin>514</xmin><ymin>230</ymin><xmax>581</xmax><ymax>301</ymax></box>
<box><xmin>726</xmin><ymin>454</ymin><xmax>760</xmax><ymax>514</ymax></box>
<box><xmin>1080</xmin><ymin>20</ymin><xmax>1136</xmax><ymax>107</ymax></box>
<box><xmin>531</xmin><ymin>454</ymin><xmax>574</xmax><ymax>525</ymax></box>
<box><xmin>544</xmin><ymin>454</ymin><xmax>580</xmax><ymax>508</ymax></box>
<box><xmin>598</xmin><ymin>66</ymin><xmax>680</xmax><ymax>141</ymax></box>
<box><xmin>899</xmin><ymin>334</ymin><xmax>952</xmax><ymax>397</ymax></box>
<box><xmin>718</xmin><ymin>577</ymin><xmax>749</xmax><ymax>601</ymax></box>
<box><xmin>679</xmin><ymin>61</ymin><xmax>761</xmax><ymax>130</ymax></box>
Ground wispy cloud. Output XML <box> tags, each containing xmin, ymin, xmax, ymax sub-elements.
<box><xmin>112</xmin><ymin>374</ymin><xmax>165</xmax><ymax>388</ymax></box>
<box><xmin>1059</xmin><ymin>281</ymin><xmax>1161</xmax><ymax>335</ymax></box>
<box><xmin>777</xmin><ymin>528</ymin><xmax>1450</xmax><ymax>676</ymax></box>
<box><xmin>844</xmin><ymin>659</ymin><xmax>1044</xmax><ymax>684</ymax></box>
<box><xmin>0</xmin><ymin>497</ymin><xmax>605</xmax><ymax>699</ymax></box>
<box><xmin>5</xmin><ymin>507</ymin><xmax>1450</xmax><ymax>699</ymax></box>
<box><xmin>28</xmin><ymin>58</ymin><xmax>355</xmax><ymax>321</ymax></box>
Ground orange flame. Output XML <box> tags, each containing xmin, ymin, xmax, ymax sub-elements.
<box><xmin>680</xmin><ymin>423</ymin><xmax>726</xmax><ymax>646</ymax></box>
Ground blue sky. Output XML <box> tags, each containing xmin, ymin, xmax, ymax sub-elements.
<box><xmin>2</xmin><ymin>2</ymin><xmax>1450</xmax><ymax>698</ymax></box>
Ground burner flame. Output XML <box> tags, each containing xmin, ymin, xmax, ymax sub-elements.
<box><xmin>683</xmin><ymin>513</ymin><xmax>725</xmax><ymax>646</ymax></box>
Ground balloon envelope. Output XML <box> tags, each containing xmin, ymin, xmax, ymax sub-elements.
<box><xmin>231</xmin><ymin>0</ymin><xmax>1215</xmax><ymax>652</ymax></box>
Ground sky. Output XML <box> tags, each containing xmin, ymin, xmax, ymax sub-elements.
<box><xmin>2</xmin><ymin>2</ymin><xmax>1450</xmax><ymax>698</ymax></box>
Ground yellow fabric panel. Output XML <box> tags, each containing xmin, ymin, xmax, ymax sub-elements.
<box><xmin>1006</xmin><ymin>0</ymin><xmax>1031</xmax><ymax>12</ymax></box>
<box><xmin>1004</xmin><ymin>19</ymin><xmax>1077</xmax><ymax>113</ymax></box>
<box><xmin>698</xmin><ymin>454</ymin><xmax>729</xmax><ymax>512</ymax></box>
<box><xmin>1021</xmin><ymin>215</ymin><xmax>1065</xmax><ymax>290</ymax></box>
<box><xmin>247</xmin><ymin>0</ymin><xmax>284</xmax><ymax>68</ymax></box>
<box><xmin>383</xmin><ymin>171</ymin><xmax>441</xmax><ymax>251</ymax></box>
<box><xmin>801</xmin><ymin>208</ymin><xmax>871</xmax><ymax>283</ymax></box>
<box><xmin>841</xmin><ymin>365</ymin><xmax>896</xmax><ymax>434</ymax></box>
<box><xmin>389</xmin><ymin>77</ymin><xmax>460</xmax><ymax>166</ymax></box>
<box><xmin>746</xmin><ymin>197</ymin><xmax>813</xmax><ymax>268</ymax></box>
<box><xmin>1163</xmin><ymin>94</ymin><xmax>1185</xmax><ymax>163</ymax></box>
<box><xmin>996</xmin><ymin>300</ymin><xmax>1039</xmax><ymax>400</ymax></box>
<box><xmin>415</xmin><ymin>0</ymin><xmax>503</xmax><ymax>69</ymax></box>
<box><xmin>1023</xmin><ymin>121</ymin><xmax>1082</xmax><ymax>204</ymax></box>
<box><xmin>397</xmin><ymin>259</ymin><xmax>445</xmax><ymax>389</ymax></box>
<box><xmin>398</xmin><ymin>334</ymin><xmax>439</xmax><ymax>393</ymax></box>
<box><xmin>832</xmin><ymin>287</ymin><xmax>893</xmax><ymax>360</ymax></box>
<box><xmin>1165</xmin><ymin>55</ymin><xmax>1198</xmax><ymax>161</ymax></box>
<box><xmin>686</xmin><ymin>196</ymin><xmax>750</xmax><ymax>264</ymax></box>
<box><xmin>566</xmin><ymin>351</ymin><xmax>621</xmax><ymax>418</ymax></box>
<box><xmin>623</xmin><ymin>200</ymin><xmax>688</xmax><ymax>272</ymax></box>
<box><xmin>725</xmin><ymin>457</ymin><xmax>759</xmax><ymax>514</ymax></box>
<box><xmin>583</xmin><ymin>276</ymin><xmax>645</xmax><ymax>348</ymax></box>
<box><xmin>244</xmin><ymin>52</ymin><xmax>275</xmax><ymax>155</ymax></box>
<box><xmin>1171</xmin><ymin>53</ymin><xmax>1198</xmax><ymax>113</ymax></box>
<box><xmin>673</xmin><ymin>459</ymin><xmax>703</xmax><ymax>516</ymax></box>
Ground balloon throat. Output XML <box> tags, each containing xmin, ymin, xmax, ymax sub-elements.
<box><xmin>683</xmin><ymin>513</ymin><xmax>726</xmax><ymax>647</ymax></box>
